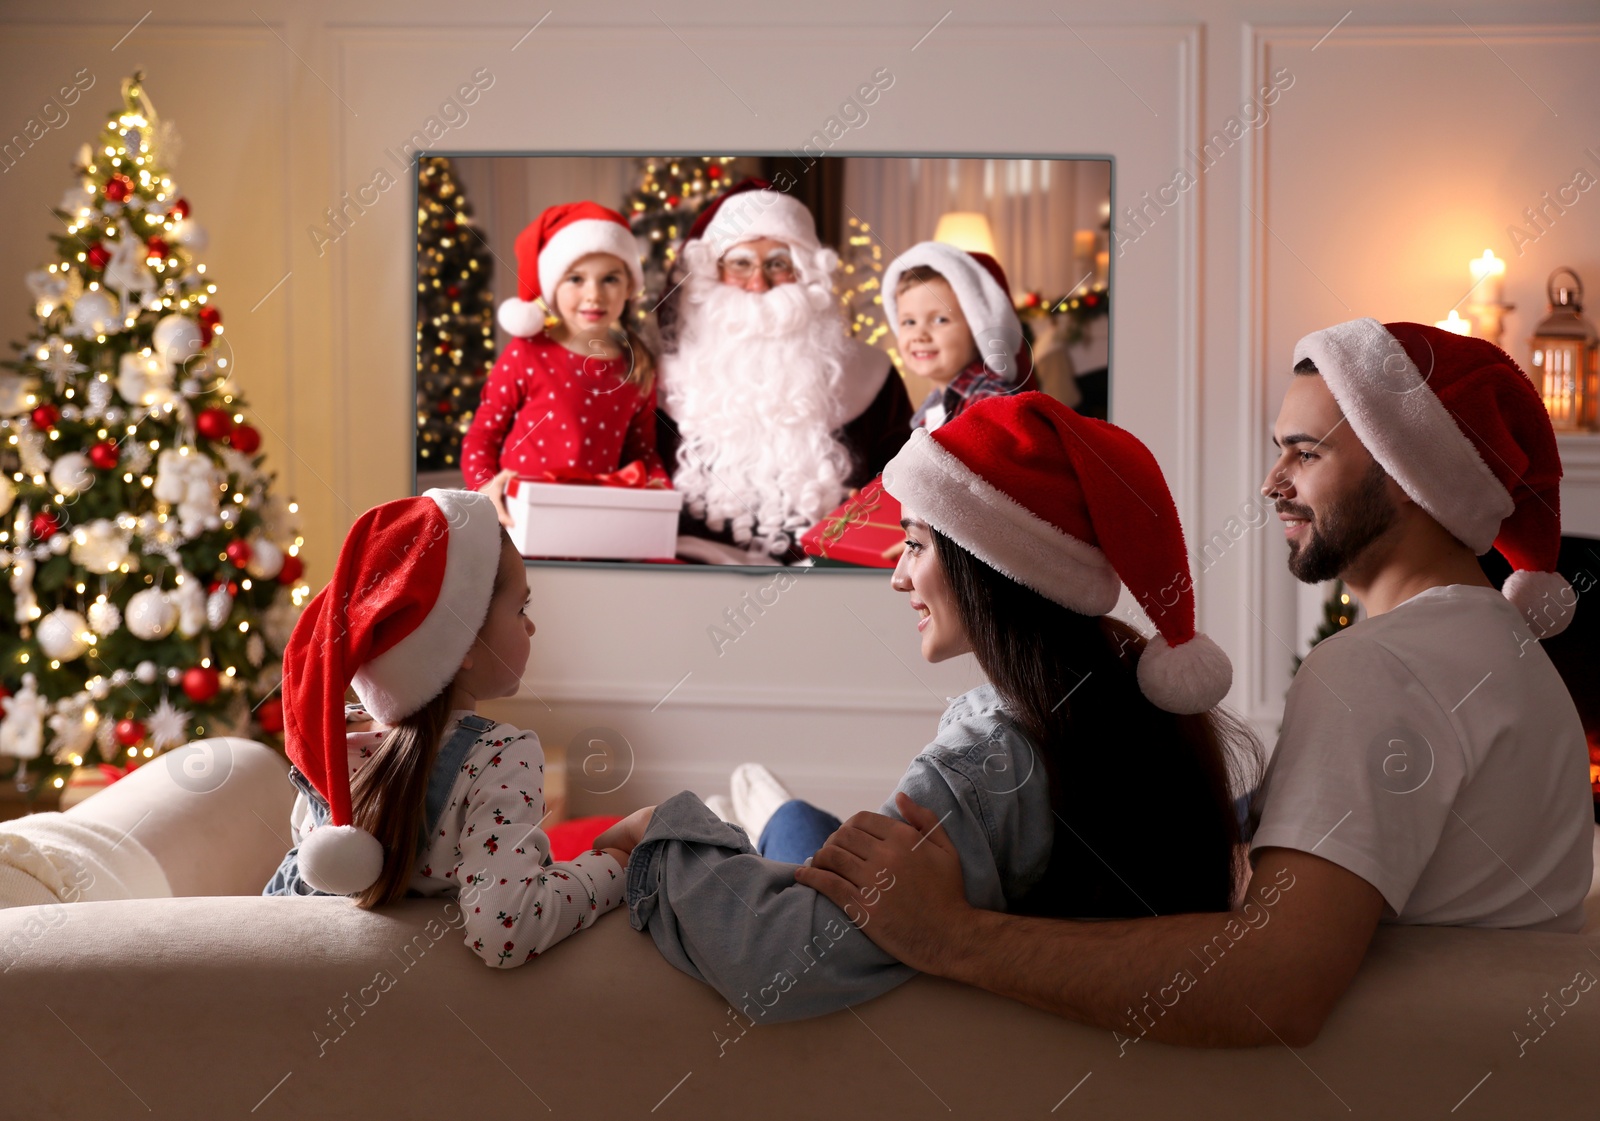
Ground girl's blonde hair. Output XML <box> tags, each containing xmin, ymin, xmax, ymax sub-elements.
<box><xmin>347</xmin><ymin>529</ymin><xmax>517</xmax><ymax>909</ymax></box>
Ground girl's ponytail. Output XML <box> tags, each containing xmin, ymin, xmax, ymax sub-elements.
<box><xmin>348</xmin><ymin>686</ymin><xmax>459</xmax><ymax>908</ymax></box>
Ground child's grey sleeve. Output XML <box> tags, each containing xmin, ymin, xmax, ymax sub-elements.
<box><xmin>622</xmin><ymin>791</ymin><xmax>917</xmax><ymax>1024</ymax></box>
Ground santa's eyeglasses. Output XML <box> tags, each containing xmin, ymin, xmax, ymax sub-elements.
<box><xmin>718</xmin><ymin>253</ymin><xmax>796</xmax><ymax>282</ymax></box>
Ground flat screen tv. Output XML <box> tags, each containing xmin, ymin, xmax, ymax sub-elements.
<box><xmin>413</xmin><ymin>153</ymin><xmax>1112</xmax><ymax>571</ymax></box>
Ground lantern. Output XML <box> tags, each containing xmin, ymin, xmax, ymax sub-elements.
<box><xmin>1529</xmin><ymin>267</ymin><xmax>1598</xmax><ymax>431</ymax></box>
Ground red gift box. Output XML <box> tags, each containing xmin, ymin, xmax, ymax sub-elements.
<box><xmin>800</xmin><ymin>476</ymin><xmax>903</xmax><ymax>567</ymax></box>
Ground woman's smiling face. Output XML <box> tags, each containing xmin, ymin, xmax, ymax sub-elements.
<box><xmin>891</xmin><ymin>513</ymin><xmax>973</xmax><ymax>663</ymax></box>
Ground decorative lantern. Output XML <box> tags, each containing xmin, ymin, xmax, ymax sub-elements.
<box><xmin>1529</xmin><ymin>267</ymin><xmax>1598</xmax><ymax>431</ymax></box>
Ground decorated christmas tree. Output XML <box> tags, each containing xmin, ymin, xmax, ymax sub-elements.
<box><xmin>1293</xmin><ymin>580</ymin><xmax>1355</xmax><ymax>675</ymax></box>
<box><xmin>622</xmin><ymin>156</ymin><xmax>738</xmax><ymax>326</ymax></box>
<box><xmin>0</xmin><ymin>73</ymin><xmax>307</xmax><ymax>802</ymax></box>
<box><xmin>415</xmin><ymin>156</ymin><xmax>494</xmax><ymax>477</ymax></box>
<box><xmin>839</xmin><ymin>215</ymin><xmax>891</xmax><ymax>349</ymax></box>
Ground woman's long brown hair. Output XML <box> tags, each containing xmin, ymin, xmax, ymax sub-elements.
<box><xmin>348</xmin><ymin>534</ymin><xmax>516</xmax><ymax>909</ymax></box>
<box><xmin>932</xmin><ymin>527</ymin><xmax>1262</xmax><ymax>917</ymax></box>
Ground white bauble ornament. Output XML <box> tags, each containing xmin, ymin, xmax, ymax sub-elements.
<box><xmin>87</xmin><ymin>676</ymin><xmax>110</xmax><ymax>701</ymax></box>
<box><xmin>0</xmin><ymin>474</ymin><xmax>14</xmax><ymax>517</ymax></box>
<box><xmin>118</xmin><ymin>351</ymin><xmax>176</xmax><ymax>408</ymax></box>
<box><xmin>246</xmin><ymin>538</ymin><xmax>284</xmax><ymax>580</ymax></box>
<box><xmin>87</xmin><ymin>599</ymin><xmax>122</xmax><ymax>636</ymax></box>
<box><xmin>38</xmin><ymin>607</ymin><xmax>91</xmax><ymax>661</ymax></box>
<box><xmin>135</xmin><ymin>661</ymin><xmax>158</xmax><ymax>684</ymax></box>
<box><xmin>60</xmin><ymin>180</ymin><xmax>94</xmax><ymax>215</ymax></box>
<box><xmin>0</xmin><ymin>371</ymin><xmax>38</xmax><ymax>417</ymax></box>
<box><xmin>48</xmin><ymin>533</ymin><xmax>71</xmax><ymax>555</ymax></box>
<box><xmin>48</xmin><ymin>452</ymin><xmax>94</xmax><ymax>497</ymax></box>
<box><xmin>125</xmin><ymin>587</ymin><xmax>177</xmax><ymax>640</ymax></box>
<box><xmin>110</xmin><ymin>668</ymin><xmax>131</xmax><ymax>686</ymax></box>
<box><xmin>206</xmin><ymin>585</ymin><xmax>234</xmax><ymax>631</ymax></box>
<box><xmin>70</xmin><ymin>290</ymin><xmax>118</xmax><ymax>337</ymax></box>
<box><xmin>165</xmin><ymin>666</ymin><xmax>182</xmax><ymax>685</ymax></box>
<box><xmin>172</xmin><ymin>219</ymin><xmax>208</xmax><ymax>251</ymax></box>
<box><xmin>152</xmin><ymin>315</ymin><xmax>203</xmax><ymax>368</ymax></box>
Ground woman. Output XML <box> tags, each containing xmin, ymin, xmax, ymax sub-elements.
<box><xmin>598</xmin><ymin>392</ymin><xmax>1261</xmax><ymax>1022</ymax></box>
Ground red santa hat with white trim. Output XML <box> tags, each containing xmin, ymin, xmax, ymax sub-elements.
<box><xmin>883</xmin><ymin>241</ymin><xmax>1030</xmax><ymax>385</ymax></box>
<box><xmin>1293</xmin><ymin>318</ymin><xmax>1571</xmax><ymax>636</ymax></box>
<box><xmin>497</xmin><ymin>201</ymin><xmax>645</xmax><ymax>338</ymax></box>
<box><xmin>685</xmin><ymin>176</ymin><xmax>824</xmax><ymax>256</ymax></box>
<box><xmin>280</xmin><ymin>489</ymin><xmax>504</xmax><ymax>894</ymax></box>
<box><xmin>881</xmin><ymin>391</ymin><xmax>1232</xmax><ymax>714</ymax></box>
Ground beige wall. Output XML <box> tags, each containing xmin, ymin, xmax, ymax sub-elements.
<box><xmin>3</xmin><ymin>1</ymin><xmax>1597</xmax><ymax>816</ymax></box>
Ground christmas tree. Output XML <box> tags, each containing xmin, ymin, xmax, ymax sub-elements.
<box><xmin>622</xmin><ymin>156</ymin><xmax>738</xmax><ymax>326</ymax></box>
<box><xmin>415</xmin><ymin>157</ymin><xmax>494</xmax><ymax>477</ymax></box>
<box><xmin>0</xmin><ymin>73</ymin><xmax>307</xmax><ymax>802</ymax></box>
<box><xmin>839</xmin><ymin>215</ymin><xmax>891</xmax><ymax>349</ymax></box>
<box><xmin>1292</xmin><ymin>580</ymin><xmax>1355</xmax><ymax>674</ymax></box>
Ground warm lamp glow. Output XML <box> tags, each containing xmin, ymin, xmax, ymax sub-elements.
<box><xmin>933</xmin><ymin>211</ymin><xmax>997</xmax><ymax>258</ymax></box>
<box><xmin>1470</xmin><ymin>249</ymin><xmax>1506</xmax><ymax>304</ymax></box>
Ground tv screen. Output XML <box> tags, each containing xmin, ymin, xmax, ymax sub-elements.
<box><xmin>414</xmin><ymin>154</ymin><xmax>1112</xmax><ymax>570</ymax></box>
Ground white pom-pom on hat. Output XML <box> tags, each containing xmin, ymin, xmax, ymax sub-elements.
<box><xmin>1502</xmin><ymin>568</ymin><xmax>1575</xmax><ymax>638</ymax></box>
<box><xmin>497</xmin><ymin>297</ymin><xmax>548</xmax><ymax>339</ymax></box>
<box><xmin>298</xmin><ymin>824</ymin><xmax>385</xmax><ymax>896</ymax></box>
<box><xmin>1136</xmin><ymin>632</ymin><xmax>1234</xmax><ymax>716</ymax></box>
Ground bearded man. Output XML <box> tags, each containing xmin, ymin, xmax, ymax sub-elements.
<box><xmin>656</xmin><ymin>179</ymin><xmax>913</xmax><ymax>564</ymax></box>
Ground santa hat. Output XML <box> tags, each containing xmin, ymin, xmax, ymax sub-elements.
<box><xmin>1293</xmin><ymin>318</ymin><xmax>1571</xmax><ymax>636</ymax></box>
<box><xmin>280</xmin><ymin>489</ymin><xmax>503</xmax><ymax>894</ymax></box>
<box><xmin>498</xmin><ymin>202</ymin><xmax>644</xmax><ymax>337</ymax></box>
<box><xmin>685</xmin><ymin>176</ymin><xmax>822</xmax><ymax>257</ymax></box>
<box><xmin>881</xmin><ymin>392</ymin><xmax>1232</xmax><ymax>714</ymax></box>
<box><xmin>883</xmin><ymin>241</ymin><xmax>1029</xmax><ymax>383</ymax></box>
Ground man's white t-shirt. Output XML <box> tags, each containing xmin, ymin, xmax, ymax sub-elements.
<box><xmin>1250</xmin><ymin>584</ymin><xmax>1593</xmax><ymax>933</ymax></box>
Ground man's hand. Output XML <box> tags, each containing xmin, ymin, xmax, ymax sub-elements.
<box><xmin>476</xmin><ymin>468</ymin><xmax>518</xmax><ymax>528</ymax></box>
<box><xmin>594</xmin><ymin>806</ymin><xmax>655</xmax><ymax>858</ymax></box>
<box><xmin>794</xmin><ymin>792</ymin><xmax>972</xmax><ymax>973</ymax></box>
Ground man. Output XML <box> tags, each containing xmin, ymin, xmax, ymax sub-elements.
<box><xmin>657</xmin><ymin>178</ymin><xmax>913</xmax><ymax>564</ymax></box>
<box><xmin>796</xmin><ymin>318</ymin><xmax>1592</xmax><ymax>1046</ymax></box>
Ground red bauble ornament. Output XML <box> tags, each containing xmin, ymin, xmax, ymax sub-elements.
<box><xmin>225</xmin><ymin>538</ymin><xmax>253</xmax><ymax>568</ymax></box>
<box><xmin>170</xmin><ymin>197</ymin><xmax>190</xmax><ymax>220</ymax></box>
<box><xmin>445</xmin><ymin>285</ymin><xmax>460</xmax><ymax>299</ymax></box>
<box><xmin>197</xmin><ymin>305</ymin><xmax>221</xmax><ymax>330</ymax></box>
<box><xmin>31</xmin><ymin>404</ymin><xmax>60</xmax><ymax>430</ymax></box>
<box><xmin>104</xmin><ymin>175</ymin><xmax>132</xmax><ymax>202</ymax></box>
<box><xmin>115</xmin><ymin>718</ymin><xmax>147</xmax><ymax>746</ymax></box>
<box><xmin>197</xmin><ymin>407</ymin><xmax>234</xmax><ymax>441</ymax></box>
<box><xmin>88</xmin><ymin>440</ymin><xmax>120</xmax><ymax>470</ymax></box>
<box><xmin>443</xmin><ymin>219</ymin><xmax>458</xmax><ymax>233</ymax></box>
<box><xmin>228</xmin><ymin>424</ymin><xmax>261</xmax><ymax>454</ymax></box>
<box><xmin>707</xmin><ymin>165</ymin><xmax>722</xmax><ymax>180</ymax></box>
<box><xmin>87</xmin><ymin>243</ymin><xmax>112</xmax><ymax>270</ymax></box>
<box><xmin>277</xmin><ymin>554</ymin><xmax>304</xmax><ymax>585</ymax></box>
<box><xmin>435</xmin><ymin>399</ymin><xmax>452</xmax><ymax>414</ymax></box>
<box><xmin>1083</xmin><ymin>293</ymin><xmax>1100</xmax><ymax>308</ymax></box>
<box><xmin>145</xmin><ymin>236</ymin><xmax>170</xmax><ymax>261</ymax></box>
<box><xmin>31</xmin><ymin>510</ymin><xmax>59</xmax><ymax>540</ymax></box>
<box><xmin>666</xmin><ymin>195</ymin><xmax>680</xmax><ymax>207</ymax></box>
<box><xmin>181</xmin><ymin>666</ymin><xmax>220</xmax><ymax>703</ymax></box>
<box><xmin>256</xmin><ymin>696</ymin><xmax>285</xmax><ymax>735</ymax></box>
<box><xmin>1022</xmin><ymin>292</ymin><xmax>1041</xmax><ymax>309</ymax></box>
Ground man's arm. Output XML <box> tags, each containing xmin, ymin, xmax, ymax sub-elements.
<box><xmin>795</xmin><ymin>792</ymin><xmax>1385</xmax><ymax>1048</ymax></box>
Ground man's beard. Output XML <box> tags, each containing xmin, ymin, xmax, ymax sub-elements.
<box><xmin>1282</xmin><ymin>461</ymin><xmax>1398</xmax><ymax>584</ymax></box>
<box><xmin>660</xmin><ymin>263</ymin><xmax>856</xmax><ymax>556</ymax></box>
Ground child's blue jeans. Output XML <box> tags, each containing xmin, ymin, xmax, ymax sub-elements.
<box><xmin>756</xmin><ymin>799</ymin><xmax>841</xmax><ymax>865</ymax></box>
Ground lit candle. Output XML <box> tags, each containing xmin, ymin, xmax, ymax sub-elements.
<box><xmin>1435</xmin><ymin>309</ymin><xmax>1472</xmax><ymax>336</ymax></box>
<box><xmin>1094</xmin><ymin>250</ymin><xmax>1109</xmax><ymax>286</ymax></box>
<box><xmin>1469</xmin><ymin>249</ymin><xmax>1505</xmax><ymax>305</ymax></box>
<box><xmin>1074</xmin><ymin>229</ymin><xmax>1097</xmax><ymax>262</ymax></box>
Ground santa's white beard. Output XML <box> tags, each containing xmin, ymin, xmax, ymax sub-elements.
<box><xmin>662</xmin><ymin>268</ymin><xmax>856</xmax><ymax>555</ymax></box>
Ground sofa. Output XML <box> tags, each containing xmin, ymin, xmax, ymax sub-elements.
<box><xmin>1</xmin><ymin>739</ymin><xmax>1595</xmax><ymax>1120</ymax></box>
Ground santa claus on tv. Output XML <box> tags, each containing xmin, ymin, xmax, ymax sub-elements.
<box><xmin>656</xmin><ymin>178</ymin><xmax>913</xmax><ymax>565</ymax></box>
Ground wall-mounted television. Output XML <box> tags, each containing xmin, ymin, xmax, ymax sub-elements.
<box><xmin>413</xmin><ymin>153</ymin><xmax>1112</xmax><ymax>571</ymax></box>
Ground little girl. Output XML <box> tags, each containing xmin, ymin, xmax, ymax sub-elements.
<box><xmin>461</xmin><ymin>202</ymin><xmax>669</xmax><ymax>527</ymax></box>
<box><xmin>883</xmin><ymin>241</ymin><xmax>1034</xmax><ymax>432</ymax></box>
<box><xmin>263</xmin><ymin>488</ymin><xmax>626</xmax><ymax>968</ymax></box>
<box><xmin>598</xmin><ymin>393</ymin><xmax>1260</xmax><ymax>1021</ymax></box>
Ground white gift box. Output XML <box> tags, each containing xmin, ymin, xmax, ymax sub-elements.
<box><xmin>506</xmin><ymin>478</ymin><xmax>684</xmax><ymax>560</ymax></box>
